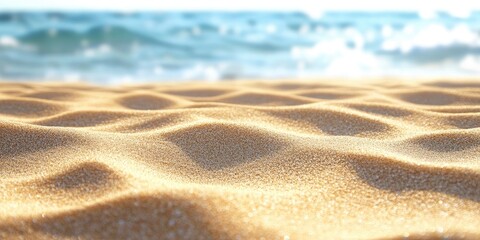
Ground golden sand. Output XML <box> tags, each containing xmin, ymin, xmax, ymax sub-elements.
<box><xmin>0</xmin><ymin>79</ymin><xmax>479</xmax><ymax>239</ymax></box>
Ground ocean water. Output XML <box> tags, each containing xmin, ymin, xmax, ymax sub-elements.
<box><xmin>0</xmin><ymin>11</ymin><xmax>480</xmax><ymax>83</ymax></box>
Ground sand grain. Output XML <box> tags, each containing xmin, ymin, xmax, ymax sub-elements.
<box><xmin>1</xmin><ymin>79</ymin><xmax>480</xmax><ymax>239</ymax></box>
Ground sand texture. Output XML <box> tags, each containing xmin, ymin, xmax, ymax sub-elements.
<box><xmin>0</xmin><ymin>79</ymin><xmax>480</xmax><ymax>239</ymax></box>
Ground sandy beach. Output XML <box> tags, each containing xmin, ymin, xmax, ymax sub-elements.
<box><xmin>0</xmin><ymin>79</ymin><xmax>480</xmax><ymax>239</ymax></box>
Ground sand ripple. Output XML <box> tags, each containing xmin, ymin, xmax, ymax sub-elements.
<box><xmin>1</xmin><ymin>79</ymin><xmax>480</xmax><ymax>239</ymax></box>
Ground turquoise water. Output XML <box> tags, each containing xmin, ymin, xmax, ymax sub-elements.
<box><xmin>0</xmin><ymin>12</ymin><xmax>480</xmax><ymax>83</ymax></box>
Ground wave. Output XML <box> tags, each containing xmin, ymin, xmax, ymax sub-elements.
<box><xmin>19</xmin><ymin>26</ymin><xmax>168</xmax><ymax>54</ymax></box>
<box><xmin>0</xmin><ymin>12</ymin><xmax>480</xmax><ymax>82</ymax></box>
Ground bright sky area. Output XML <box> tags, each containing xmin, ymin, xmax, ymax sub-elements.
<box><xmin>1</xmin><ymin>0</ymin><xmax>479</xmax><ymax>11</ymax></box>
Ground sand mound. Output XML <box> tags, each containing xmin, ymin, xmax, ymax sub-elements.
<box><xmin>267</xmin><ymin>108</ymin><xmax>393</xmax><ymax>137</ymax></box>
<box><xmin>217</xmin><ymin>91</ymin><xmax>311</xmax><ymax>106</ymax></box>
<box><xmin>116</xmin><ymin>93</ymin><xmax>178</xmax><ymax>110</ymax></box>
<box><xmin>21</xmin><ymin>90</ymin><xmax>83</xmax><ymax>101</ymax></box>
<box><xmin>41</xmin><ymin>162</ymin><xmax>123</xmax><ymax>191</ymax></box>
<box><xmin>0</xmin><ymin>121</ymin><xmax>79</xmax><ymax>158</ymax></box>
<box><xmin>344</xmin><ymin>103</ymin><xmax>415</xmax><ymax>117</ymax></box>
<box><xmin>1</xmin><ymin>79</ymin><xmax>480</xmax><ymax>239</ymax></box>
<box><xmin>164</xmin><ymin>122</ymin><xmax>287</xmax><ymax>170</ymax></box>
<box><xmin>409</xmin><ymin>131</ymin><xmax>480</xmax><ymax>152</ymax></box>
<box><xmin>34</xmin><ymin>110</ymin><xmax>134</xmax><ymax>128</ymax></box>
<box><xmin>0</xmin><ymin>99</ymin><xmax>65</xmax><ymax>117</ymax></box>
<box><xmin>446</xmin><ymin>115</ymin><xmax>480</xmax><ymax>129</ymax></box>
<box><xmin>349</xmin><ymin>153</ymin><xmax>480</xmax><ymax>202</ymax></box>
<box><xmin>164</xmin><ymin>88</ymin><xmax>230</xmax><ymax>98</ymax></box>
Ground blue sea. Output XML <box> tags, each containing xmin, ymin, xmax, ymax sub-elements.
<box><xmin>0</xmin><ymin>11</ymin><xmax>480</xmax><ymax>83</ymax></box>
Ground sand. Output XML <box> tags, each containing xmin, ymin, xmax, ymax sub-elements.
<box><xmin>0</xmin><ymin>79</ymin><xmax>480</xmax><ymax>239</ymax></box>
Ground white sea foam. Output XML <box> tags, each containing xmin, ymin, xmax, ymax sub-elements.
<box><xmin>0</xmin><ymin>36</ymin><xmax>19</xmax><ymax>47</ymax></box>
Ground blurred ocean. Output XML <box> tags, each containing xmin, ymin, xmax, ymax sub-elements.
<box><xmin>0</xmin><ymin>11</ymin><xmax>480</xmax><ymax>83</ymax></box>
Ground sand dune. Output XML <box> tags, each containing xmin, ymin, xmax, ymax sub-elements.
<box><xmin>1</xmin><ymin>79</ymin><xmax>480</xmax><ymax>239</ymax></box>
